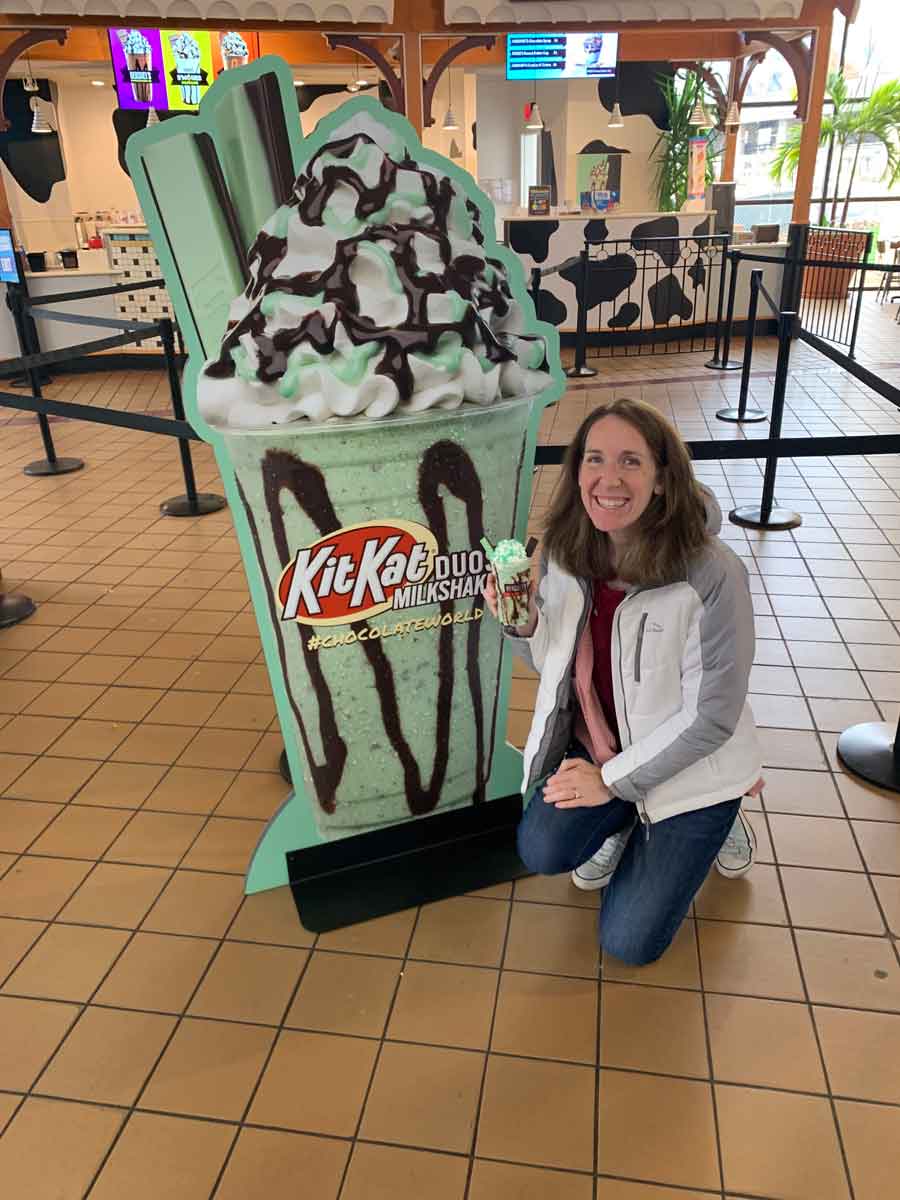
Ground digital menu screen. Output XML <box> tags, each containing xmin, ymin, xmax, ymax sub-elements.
<box><xmin>0</xmin><ymin>229</ymin><xmax>21</xmax><ymax>284</ymax></box>
<box><xmin>108</xmin><ymin>28</ymin><xmax>260</xmax><ymax>111</ymax></box>
<box><xmin>506</xmin><ymin>33</ymin><xmax>618</xmax><ymax>81</ymax></box>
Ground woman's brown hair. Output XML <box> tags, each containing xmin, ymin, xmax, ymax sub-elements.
<box><xmin>541</xmin><ymin>398</ymin><xmax>710</xmax><ymax>587</ymax></box>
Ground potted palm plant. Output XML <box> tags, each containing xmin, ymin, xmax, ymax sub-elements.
<box><xmin>652</xmin><ymin>69</ymin><xmax>721</xmax><ymax>212</ymax></box>
<box><xmin>770</xmin><ymin>71</ymin><xmax>900</xmax><ymax>298</ymax></box>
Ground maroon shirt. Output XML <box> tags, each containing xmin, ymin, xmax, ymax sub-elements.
<box><xmin>590</xmin><ymin>580</ymin><xmax>626</xmax><ymax>750</ymax></box>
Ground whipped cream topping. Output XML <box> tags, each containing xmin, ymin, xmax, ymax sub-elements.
<box><xmin>220</xmin><ymin>32</ymin><xmax>249</xmax><ymax>58</ymax></box>
<box><xmin>199</xmin><ymin>110</ymin><xmax>550</xmax><ymax>429</ymax></box>
<box><xmin>119</xmin><ymin>29</ymin><xmax>152</xmax><ymax>56</ymax></box>
<box><xmin>170</xmin><ymin>32</ymin><xmax>200</xmax><ymax>60</ymax></box>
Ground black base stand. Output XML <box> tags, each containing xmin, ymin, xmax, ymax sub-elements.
<box><xmin>160</xmin><ymin>493</ymin><xmax>227</xmax><ymax>518</ymax></box>
<box><xmin>717</xmin><ymin>406</ymin><xmax>767</xmax><ymax>423</ymax></box>
<box><xmin>565</xmin><ymin>364</ymin><xmax>598</xmax><ymax>379</ymax></box>
<box><xmin>0</xmin><ymin>591</ymin><xmax>36</xmax><ymax>628</ymax></box>
<box><xmin>279</xmin><ymin>749</ymin><xmax>291</xmax><ymax>785</ymax></box>
<box><xmin>24</xmin><ymin>457</ymin><xmax>84</xmax><ymax>477</ymax></box>
<box><xmin>729</xmin><ymin>505</ymin><xmax>802</xmax><ymax>531</ymax></box>
<box><xmin>837</xmin><ymin>721</ymin><xmax>900</xmax><ymax>794</ymax></box>
<box><xmin>705</xmin><ymin>358</ymin><xmax>742</xmax><ymax>371</ymax></box>
<box><xmin>287</xmin><ymin>793</ymin><xmax>528</xmax><ymax>932</ymax></box>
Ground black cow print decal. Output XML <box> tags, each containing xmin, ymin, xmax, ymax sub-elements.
<box><xmin>648</xmin><ymin>274</ymin><xmax>694</xmax><ymax>324</ymax></box>
<box><xmin>560</xmin><ymin>254</ymin><xmax>637</xmax><ymax>311</ymax></box>
<box><xmin>608</xmin><ymin>301</ymin><xmax>641</xmax><ymax>328</ymax></box>
<box><xmin>631</xmin><ymin>216</ymin><xmax>681</xmax><ymax>268</ymax></box>
<box><xmin>508</xmin><ymin>221</ymin><xmax>559</xmax><ymax>264</ymax></box>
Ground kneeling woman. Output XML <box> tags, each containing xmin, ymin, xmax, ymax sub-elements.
<box><xmin>485</xmin><ymin>398</ymin><xmax>762</xmax><ymax>966</ymax></box>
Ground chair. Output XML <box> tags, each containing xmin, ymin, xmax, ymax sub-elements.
<box><xmin>876</xmin><ymin>238</ymin><xmax>900</xmax><ymax>303</ymax></box>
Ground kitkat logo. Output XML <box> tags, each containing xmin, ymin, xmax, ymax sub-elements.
<box><xmin>278</xmin><ymin>521</ymin><xmax>438</xmax><ymax>627</ymax></box>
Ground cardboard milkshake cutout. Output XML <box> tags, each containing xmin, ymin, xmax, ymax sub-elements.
<box><xmin>127</xmin><ymin>57</ymin><xmax>564</xmax><ymax>906</ymax></box>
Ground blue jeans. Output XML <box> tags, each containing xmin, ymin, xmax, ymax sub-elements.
<box><xmin>517</xmin><ymin>743</ymin><xmax>741</xmax><ymax>966</ymax></box>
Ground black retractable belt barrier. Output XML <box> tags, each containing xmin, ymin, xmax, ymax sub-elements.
<box><xmin>565</xmin><ymin>248</ymin><xmax>598</xmax><ymax>379</ymax></box>
<box><xmin>705</xmin><ymin>250</ymin><xmax>742</xmax><ymax>371</ymax></box>
<box><xmin>717</xmin><ymin>269</ymin><xmax>767</xmax><ymax>424</ymax></box>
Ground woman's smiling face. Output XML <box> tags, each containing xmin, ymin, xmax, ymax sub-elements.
<box><xmin>578</xmin><ymin>414</ymin><xmax>663</xmax><ymax>543</ymax></box>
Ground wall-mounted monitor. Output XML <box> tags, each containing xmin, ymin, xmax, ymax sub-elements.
<box><xmin>506</xmin><ymin>32</ymin><xmax>618</xmax><ymax>82</ymax></box>
<box><xmin>0</xmin><ymin>229</ymin><xmax>22</xmax><ymax>284</ymax></box>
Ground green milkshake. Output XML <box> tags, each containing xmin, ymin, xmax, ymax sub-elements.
<box><xmin>197</xmin><ymin>106</ymin><xmax>553</xmax><ymax>838</ymax></box>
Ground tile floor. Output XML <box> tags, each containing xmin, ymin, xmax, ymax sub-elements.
<box><xmin>1</xmin><ymin>313</ymin><xmax>900</xmax><ymax>1199</ymax></box>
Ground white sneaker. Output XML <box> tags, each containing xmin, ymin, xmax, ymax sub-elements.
<box><xmin>571</xmin><ymin>827</ymin><xmax>631</xmax><ymax>891</ymax></box>
<box><xmin>715</xmin><ymin>809</ymin><xmax>757</xmax><ymax>878</ymax></box>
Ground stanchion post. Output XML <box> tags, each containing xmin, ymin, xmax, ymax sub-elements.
<box><xmin>708</xmin><ymin>234</ymin><xmax>730</xmax><ymax>366</ymax></box>
<box><xmin>21</xmin><ymin>349</ymin><xmax>85</xmax><ymax>478</ymax></box>
<box><xmin>848</xmin><ymin>230</ymin><xmax>872</xmax><ymax>361</ymax></box>
<box><xmin>717</xmin><ymin>269</ymin><xmax>767</xmax><ymax>423</ymax></box>
<box><xmin>0</xmin><ymin>567</ymin><xmax>35</xmax><ymax>629</ymax></box>
<box><xmin>565</xmin><ymin>248</ymin><xmax>597</xmax><ymax>380</ymax></box>
<box><xmin>705</xmin><ymin>249</ymin><xmax>742</xmax><ymax>371</ymax></box>
<box><xmin>729</xmin><ymin>311</ymin><xmax>802</xmax><ymax>532</ymax></box>
<box><xmin>158</xmin><ymin>318</ymin><xmax>227</xmax><ymax>518</ymax></box>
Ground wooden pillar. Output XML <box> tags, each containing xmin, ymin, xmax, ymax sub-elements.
<box><xmin>721</xmin><ymin>60</ymin><xmax>739</xmax><ymax>183</ymax></box>
<box><xmin>791</xmin><ymin>14</ymin><xmax>833</xmax><ymax>223</ymax></box>
<box><xmin>401</xmin><ymin>32</ymin><xmax>424</xmax><ymax>136</ymax></box>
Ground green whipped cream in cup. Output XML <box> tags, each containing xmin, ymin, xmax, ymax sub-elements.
<box><xmin>486</xmin><ymin>538</ymin><xmax>532</xmax><ymax>628</ymax></box>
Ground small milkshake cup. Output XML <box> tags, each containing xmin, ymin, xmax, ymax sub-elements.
<box><xmin>118</xmin><ymin>30</ymin><xmax>153</xmax><ymax>103</ymax></box>
<box><xmin>485</xmin><ymin>539</ymin><xmax>533</xmax><ymax>627</ymax></box>
<box><xmin>220</xmin><ymin>32</ymin><xmax>250</xmax><ymax>71</ymax></box>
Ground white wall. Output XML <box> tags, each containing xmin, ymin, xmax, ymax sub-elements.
<box><xmin>563</xmin><ymin>80</ymin><xmax>660</xmax><ymax>212</ymax></box>
<box><xmin>54</xmin><ymin>79</ymin><xmax>140</xmax><ymax>216</ymax></box>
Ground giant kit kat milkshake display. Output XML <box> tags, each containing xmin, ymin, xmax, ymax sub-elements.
<box><xmin>128</xmin><ymin>60</ymin><xmax>563</xmax><ymax>889</ymax></box>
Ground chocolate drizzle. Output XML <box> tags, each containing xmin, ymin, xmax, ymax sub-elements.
<box><xmin>244</xmin><ymin>441</ymin><xmax>491</xmax><ymax>820</ymax></box>
<box><xmin>203</xmin><ymin>131</ymin><xmax>548</xmax><ymax>402</ymax></box>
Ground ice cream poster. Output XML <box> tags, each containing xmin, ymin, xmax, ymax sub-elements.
<box><xmin>577</xmin><ymin>152</ymin><xmax>621</xmax><ymax>213</ymax></box>
<box><xmin>688</xmin><ymin>136</ymin><xmax>708</xmax><ymax>202</ymax></box>
<box><xmin>126</xmin><ymin>57</ymin><xmax>564</xmax><ymax>900</ymax></box>
<box><xmin>109</xmin><ymin>29</ymin><xmax>260</xmax><ymax>111</ymax></box>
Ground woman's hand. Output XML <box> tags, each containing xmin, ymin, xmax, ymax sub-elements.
<box><xmin>482</xmin><ymin>572</ymin><xmax>538</xmax><ymax>637</ymax></box>
<box><xmin>543</xmin><ymin>757</ymin><xmax>611</xmax><ymax>808</ymax></box>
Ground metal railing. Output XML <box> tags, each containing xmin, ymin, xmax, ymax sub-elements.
<box><xmin>797</xmin><ymin>225</ymin><xmax>873</xmax><ymax>357</ymax></box>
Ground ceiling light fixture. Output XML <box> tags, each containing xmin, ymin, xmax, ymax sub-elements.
<box><xmin>441</xmin><ymin>39</ymin><xmax>459</xmax><ymax>132</ymax></box>
<box><xmin>607</xmin><ymin>102</ymin><xmax>624</xmax><ymax>129</ymax></box>
<box><xmin>91</xmin><ymin>80</ymin><xmax>105</xmax><ymax>87</ymax></box>
<box><xmin>29</xmin><ymin>95</ymin><xmax>53</xmax><ymax>134</ymax></box>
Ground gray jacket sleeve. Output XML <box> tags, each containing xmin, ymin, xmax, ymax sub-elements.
<box><xmin>602</xmin><ymin>543</ymin><xmax>755</xmax><ymax>803</ymax></box>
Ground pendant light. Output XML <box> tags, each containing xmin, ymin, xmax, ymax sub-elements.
<box><xmin>347</xmin><ymin>57</ymin><xmax>361</xmax><ymax>93</ymax></box>
<box><xmin>724</xmin><ymin>101</ymin><xmax>741</xmax><ymax>128</ymax></box>
<box><xmin>689</xmin><ymin>72</ymin><xmax>714</xmax><ymax>129</ymax></box>
<box><xmin>22</xmin><ymin>64</ymin><xmax>38</xmax><ymax>93</ymax></box>
<box><xmin>607</xmin><ymin>102</ymin><xmax>624</xmax><ymax>129</ymax></box>
<box><xmin>29</xmin><ymin>95</ymin><xmax>53</xmax><ymax>134</ymax></box>
<box><xmin>440</xmin><ymin>38</ymin><xmax>459</xmax><ymax>130</ymax></box>
<box><xmin>146</xmin><ymin>107</ymin><xmax>160</xmax><ymax>127</ymax></box>
<box><xmin>449</xmin><ymin>138</ymin><xmax>462</xmax><ymax>159</ymax></box>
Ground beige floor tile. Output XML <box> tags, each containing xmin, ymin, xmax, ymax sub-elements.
<box><xmin>694</xmin><ymin>862</ymin><xmax>788</xmax><ymax>925</ymax></box>
<box><xmin>59</xmin><ymin>862</ymin><xmax>170</xmax><ymax>928</ymax></box>
<box><xmin>815</xmin><ymin>1006</ymin><xmax>900</xmax><ymax>1104</ymax></box>
<box><xmin>410</xmin><ymin>896</ymin><xmax>509</xmax><ymax>967</ymax></box>
<box><xmin>83</xmin><ymin>687</ymin><xmax>165</xmax><ymax>724</ymax></box>
<box><xmin>5</xmin><ymin>653</ymin><xmax>81</xmax><ymax>684</ymax></box>
<box><xmin>180</xmin><ymin>815</ymin><xmax>264</xmax><ymax>873</ymax></box>
<box><xmin>207</xmin><ymin>693</ymin><xmax>276</xmax><ymax>732</ymax></box>
<box><xmin>0</xmin><ymin>714</ymin><xmax>71</xmax><ymax>755</ymax></box>
<box><xmin>360</xmin><ymin>1041</ymin><xmax>483</xmax><ymax>1153</ymax></box>
<box><xmin>836</xmin><ymin>1099</ymin><xmax>900</xmax><ymax>1200</ymax></box>
<box><xmin>145</xmin><ymin>765</ymin><xmax>235</xmax><ymax>814</ymax></box>
<box><xmin>2</xmin><ymin>922</ymin><xmax>128</xmax><ymax>1002</ymax></box>
<box><xmin>503</xmin><ymin>901</ymin><xmax>598</xmax><ymax>978</ymax></box>
<box><xmin>470</xmin><ymin>1160</ymin><xmax>592</xmax><ymax>1200</ymax></box>
<box><xmin>144</xmin><ymin>690</ymin><xmax>223</xmax><ymax>728</ymax></box>
<box><xmin>30</xmin><ymin>805</ymin><xmax>132</xmax><ymax>859</ymax></box>
<box><xmin>760</xmin><ymin>729</ymin><xmax>828</xmax><ymax>770</ymax></box>
<box><xmin>489</xmin><ymin>970</ymin><xmax>595</xmax><ymax>1063</ymax></box>
<box><xmin>717</xmin><ymin>1083</ymin><xmax>849</xmax><ymax>1200</ymax></box>
<box><xmin>94</xmin><ymin>931</ymin><xmax>217</xmax><ymax>1013</ymax></box>
<box><xmin>243</xmin><ymin>731</ymin><xmax>282</xmax><ymax>772</ymax></box>
<box><xmin>215</xmin><ymin>770</ymin><xmax>289</xmax><ymax>820</ymax></box>
<box><xmin>215</xmin><ymin>1127</ymin><xmax>349</xmax><ymax>1200</ymax></box>
<box><xmin>110</xmin><ymin>722</ymin><xmax>195</xmax><ymax>765</ymax></box>
<box><xmin>697</xmin><ymin>920</ymin><xmax>804</xmax><ymax>1000</ymax></box>
<box><xmin>0</xmin><ymin>679</ymin><xmax>47</xmax><ymax>715</ymax></box>
<box><xmin>178</xmin><ymin>727</ymin><xmax>261</xmax><ymax>770</ymax></box>
<box><xmin>768</xmin><ymin>813</ymin><xmax>864</xmax><ymax>870</ymax></box>
<box><xmin>597</xmin><ymin>1070</ymin><xmax>720</xmax><ymax>1190</ymax></box>
<box><xmin>249</xmin><ymin>1028</ymin><xmax>378</xmax><ymax>1135</ymax></box>
<box><xmin>595</xmin><ymin>1183</ymin><xmax>713</xmax><ymax>1200</ymax></box>
<box><xmin>781</xmin><ymin>866</ymin><xmax>886</xmax><ymax>934</ymax></box>
<box><xmin>171</xmin><ymin>660</ymin><xmax>246</xmax><ymax>691</ymax></box>
<box><xmin>89</xmin><ymin>1111</ymin><xmax>234</xmax><ymax>1200</ymax></box>
<box><xmin>344</xmin><ymin>1144</ymin><xmax>468</xmax><ymax>1200</ymax></box>
<box><xmin>103</xmin><ymin>809</ymin><xmax>205</xmax><ymax>867</ymax></box>
<box><xmin>0</xmin><ymin>856</ymin><xmax>93</xmax><ymax>919</ymax></box>
<box><xmin>0</xmin><ymin>753</ymin><xmax>34</xmax><ymax>794</ymax></box>
<box><xmin>189</xmin><ymin>940</ymin><xmax>307</xmax><ymax>1024</ymax></box>
<box><xmin>0</xmin><ymin>1096</ymin><xmax>123</xmax><ymax>1200</ymax></box>
<box><xmin>73</xmin><ymin>761</ymin><xmax>168</xmax><ymax>808</ymax></box>
<box><xmin>287</xmin><ymin>951</ymin><xmax>399</xmax><ymax>1037</ymax></box>
<box><xmin>0</xmin><ymin>1093</ymin><xmax>21</xmax><ymax>1133</ymax></box>
<box><xmin>872</xmin><ymin>874</ymin><xmax>900</xmax><ymax>936</ymax></box>
<box><xmin>115</xmin><ymin>658</ymin><xmax>186</xmax><ymax>689</ymax></box>
<box><xmin>600</xmin><ymin>982</ymin><xmax>708</xmax><ymax>1078</ymax></box>
<box><xmin>315</xmin><ymin>908</ymin><xmax>416</xmax><ymax>958</ymax></box>
<box><xmin>760</xmin><ymin>768</ymin><xmax>845</xmax><ymax>816</ymax></box>
<box><xmin>389</xmin><ymin>961</ymin><xmax>497</xmax><ymax>1050</ymax></box>
<box><xmin>5</xmin><ymin>756</ymin><xmax>98</xmax><ymax>804</ymax></box>
<box><xmin>0</xmin><ymin>915</ymin><xmax>45</xmax><ymax>978</ymax></box>
<box><xmin>36</xmin><ymin>1006</ymin><xmax>176</xmax><ymax>1105</ymax></box>
<box><xmin>50</xmin><ymin>718</ymin><xmax>135</xmax><ymax>761</ymax></box>
<box><xmin>0</xmin><ymin>996</ymin><xmax>80</xmax><ymax>1089</ymax></box>
<box><xmin>477</xmin><ymin>1053</ymin><xmax>594</xmax><ymax>1171</ymax></box>
<box><xmin>835</xmin><ymin>773</ymin><xmax>900</xmax><ymax>821</ymax></box>
<box><xmin>852</xmin><ymin>819</ymin><xmax>900</xmax><ymax>874</ymax></box>
<box><xmin>228</xmin><ymin>885</ymin><xmax>315</xmax><ymax>948</ymax></box>
<box><xmin>603</xmin><ymin>918</ymin><xmax>701</xmax><ymax>990</ymax></box>
<box><xmin>0</xmin><ymin>798</ymin><xmax>64</xmax><ymax>852</ymax></box>
<box><xmin>514</xmin><ymin>872</ymin><xmax>599</xmax><ymax>909</ymax></box>
<box><xmin>0</xmin><ymin>851</ymin><xmax>15</xmax><ymax>878</ymax></box>
<box><xmin>707</xmin><ymin>993</ymin><xmax>826</xmax><ymax>1091</ymax></box>
<box><xmin>139</xmin><ymin>1015</ymin><xmax>273</xmax><ymax>1120</ymax></box>
<box><xmin>142</xmin><ymin>868</ymin><xmax>243</xmax><ymax>937</ymax></box>
<box><xmin>60</xmin><ymin>655</ymin><xmax>134</xmax><ymax>686</ymax></box>
<box><xmin>795</xmin><ymin>929</ymin><xmax>900</xmax><ymax>1011</ymax></box>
